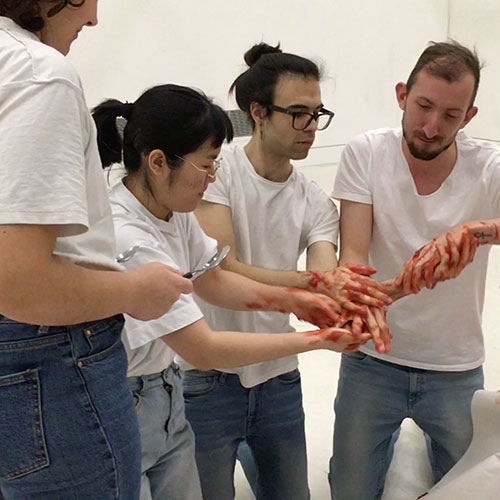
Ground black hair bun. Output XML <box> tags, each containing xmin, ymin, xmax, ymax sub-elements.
<box><xmin>244</xmin><ymin>42</ymin><xmax>282</xmax><ymax>67</ymax></box>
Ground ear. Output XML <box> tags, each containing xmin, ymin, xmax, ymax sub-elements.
<box><xmin>460</xmin><ymin>105</ymin><xmax>478</xmax><ymax>129</ymax></box>
<box><xmin>395</xmin><ymin>82</ymin><xmax>408</xmax><ymax>111</ymax></box>
<box><xmin>249</xmin><ymin>101</ymin><xmax>267</xmax><ymax>127</ymax></box>
<box><xmin>146</xmin><ymin>149</ymin><xmax>168</xmax><ymax>177</ymax></box>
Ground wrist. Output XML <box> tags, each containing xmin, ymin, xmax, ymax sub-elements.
<box><xmin>462</xmin><ymin>220</ymin><xmax>498</xmax><ymax>243</ymax></box>
<box><xmin>303</xmin><ymin>270</ymin><xmax>331</xmax><ymax>293</ymax></box>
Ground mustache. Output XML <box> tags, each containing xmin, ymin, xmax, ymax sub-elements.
<box><xmin>414</xmin><ymin>131</ymin><xmax>443</xmax><ymax>143</ymax></box>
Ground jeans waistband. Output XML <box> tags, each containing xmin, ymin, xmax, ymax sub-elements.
<box><xmin>128</xmin><ymin>363</ymin><xmax>180</xmax><ymax>392</ymax></box>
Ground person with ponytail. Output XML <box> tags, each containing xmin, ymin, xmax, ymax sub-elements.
<box><xmin>187</xmin><ymin>43</ymin><xmax>393</xmax><ymax>500</ymax></box>
<box><xmin>92</xmin><ymin>83</ymin><xmax>370</xmax><ymax>500</ymax></box>
<box><xmin>0</xmin><ymin>2</ymin><xmax>192</xmax><ymax>498</ymax></box>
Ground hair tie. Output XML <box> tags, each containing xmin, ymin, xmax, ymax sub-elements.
<box><xmin>121</xmin><ymin>102</ymin><xmax>134</xmax><ymax>120</ymax></box>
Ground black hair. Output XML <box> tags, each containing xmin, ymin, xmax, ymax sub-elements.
<box><xmin>229</xmin><ymin>42</ymin><xmax>321</xmax><ymax>124</ymax></box>
<box><xmin>92</xmin><ymin>84</ymin><xmax>233</xmax><ymax>183</ymax></box>
<box><xmin>406</xmin><ymin>40</ymin><xmax>482</xmax><ymax>107</ymax></box>
<box><xmin>0</xmin><ymin>0</ymin><xmax>84</xmax><ymax>32</ymax></box>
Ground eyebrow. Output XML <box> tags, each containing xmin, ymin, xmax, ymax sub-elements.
<box><xmin>416</xmin><ymin>96</ymin><xmax>463</xmax><ymax>113</ymax></box>
<box><xmin>286</xmin><ymin>103</ymin><xmax>324</xmax><ymax>111</ymax></box>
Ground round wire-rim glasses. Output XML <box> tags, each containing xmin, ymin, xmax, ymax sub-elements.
<box><xmin>267</xmin><ymin>104</ymin><xmax>335</xmax><ymax>131</ymax></box>
<box><xmin>174</xmin><ymin>154</ymin><xmax>222</xmax><ymax>180</ymax></box>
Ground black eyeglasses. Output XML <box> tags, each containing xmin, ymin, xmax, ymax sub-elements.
<box><xmin>267</xmin><ymin>105</ymin><xmax>335</xmax><ymax>131</ymax></box>
<box><xmin>47</xmin><ymin>1</ymin><xmax>85</xmax><ymax>17</ymax></box>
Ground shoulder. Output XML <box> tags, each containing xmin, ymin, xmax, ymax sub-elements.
<box><xmin>458</xmin><ymin>132</ymin><xmax>500</xmax><ymax>159</ymax></box>
<box><xmin>293</xmin><ymin>170</ymin><xmax>329</xmax><ymax>198</ymax></box>
<box><xmin>0</xmin><ymin>26</ymin><xmax>81</xmax><ymax>92</ymax></box>
<box><xmin>346</xmin><ymin>127</ymin><xmax>399</xmax><ymax>152</ymax></box>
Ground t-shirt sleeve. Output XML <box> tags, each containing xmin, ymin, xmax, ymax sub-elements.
<box><xmin>202</xmin><ymin>157</ymin><xmax>231</xmax><ymax>207</ymax></box>
<box><xmin>304</xmin><ymin>182</ymin><xmax>339</xmax><ymax>248</ymax></box>
<box><xmin>0</xmin><ymin>81</ymin><xmax>88</xmax><ymax>230</ymax></box>
<box><xmin>118</xmin><ymin>239</ymin><xmax>204</xmax><ymax>350</ymax></box>
<box><xmin>185</xmin><ymin>213</ymin><xmax>219</xmax><ymax>273</ymax></box>
<box><xmin>485</xmin><ymin>149</ymin><xmax>500</xmax><ymax>216</ymax></box>
<box><xmin>331</xmin><ymin>136</ymin><xmax>373</xmax><ymax>205</ymax></box>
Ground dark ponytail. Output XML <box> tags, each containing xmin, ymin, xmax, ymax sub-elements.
<box><xmin>92</xmin><ymin>84</ymin><xmax>233</xmax><ymax>174</ymax></box>
<box><xmin>92</xmin><ymin>100</ymin><xmax>134</xmax><ymax>167</ymax></box>
<box><xmin>230</xmin><ymin>42</ymin><xmax>321</xmax><ymax>123</ymax></box>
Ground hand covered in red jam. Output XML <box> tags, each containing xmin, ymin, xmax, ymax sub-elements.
<box><xmin>395</xmin><ymin>221</ymin><xmax>493</xmax><ymax>295</ymax></box>
<box><xmin>247</xmin><ymin>288</ymin><xmax>342</xmax><ymax>328</ymax></box>
<box><xmin>282</xmin><ymin>288</ymin><xmax>343</xmax><ymax>328</ymax></box>
<box><xmin>302</xmin><ymin>327</ymin><xmax>371</xmax><ymax>353</ymax></box>
<box><xmin>305</xmin><ymin>264</ymin><xmax>393</xmax><ymax>314</ymax></box>
<box><xmin>335</xmin><ymin>306</ymin><xmax>391</xmax><ymax>353</ymax></box>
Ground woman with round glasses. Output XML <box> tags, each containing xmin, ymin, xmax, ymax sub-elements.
<box><xmin>93</xmin><ymin>83</ymin><xmax>369</xmax><ymax>500</ymax></box>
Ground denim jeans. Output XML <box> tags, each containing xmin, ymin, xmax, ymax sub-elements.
<box><xmin>128</xmin><ymin>364</ymin><xmax>202</xmax><ymax>500</ymax></box>
<box><xmin>329</xmin><ymin>351</ymin><xmax>484</xmax><ymax>500</ymax></box>
<box><xmin>183</xmin><ymin>369</ymin><xmax>310</xmax><ymax>500</ymax></box>
<box><xmin>0</xmin><ymin>314</ymin><xmax>141</xmax><ymax>500</ymax></box>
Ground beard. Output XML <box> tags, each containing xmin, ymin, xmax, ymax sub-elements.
<box><xmin>402</xmin><ymin>120</ymin><xmax>456</xmax><ymax>161</ymax></box>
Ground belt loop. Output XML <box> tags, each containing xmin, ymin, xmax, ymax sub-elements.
<box><xmin>38</xmin><ymin>325</ymin><xmax>50</xmax><ymax>334</ymax></box>
<box><xmin>219</xmin><ymin>372</ymin><xmax>227</xmax><ymax>385</ymax></box>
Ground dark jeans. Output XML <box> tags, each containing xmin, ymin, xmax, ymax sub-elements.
<box><xmin>0</xmin><ymin>314</ymin><xmax>141</xmax><ymax>499</ymax></box>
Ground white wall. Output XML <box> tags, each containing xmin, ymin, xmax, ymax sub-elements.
<box><xmin>69</xmin><ymin>0</ymin><xmax>448</xmax><ymax>165</ymax></box>
<box><xmin>448</xmin><ymin>0</ymin><xmax>500</xmax><ymax>144</ymax></box>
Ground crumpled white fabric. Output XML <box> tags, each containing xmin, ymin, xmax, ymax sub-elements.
<box><xmin>421</xmin><ymin>390</ymin><xmax>500</xmax><ymax>499</ymax></box>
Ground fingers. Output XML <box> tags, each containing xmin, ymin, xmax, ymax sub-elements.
<box><xmin>431</xmin><ymin>240</ymin><xmax>451</xmax><ymax>286</ymax></box>
<box><xmin>340</xmin><ymin>292</ymin><xmax>385</xmax><ymax>312</ymax></box>
<box><xmin>364</xmin><ymin>306</ymin><xmax>385</xmax><ymax>353</ymax></box>
<box><xmin>446</xmin><ymin>232</ymin><xmax>460</xmax><ymax>269</ymax></box>
<box><xmin>351</xmin><ymin>314</ymin><xmax>364</xmax><ymax>336</ymax></box>
<box><xmin>342</xmin><ymin>263</ymin><xmax>377</xmax><ymax>276</ymax></box>
<box><xmin>422</xmin><ymin>250</ymin><xmax>440</xmax><ymax>290</ymax></box>
<box><xmin>372</xmin><ymin>306</ymin><xmax>391</xmax><ymax>352</ymax></box>
<box><xmin>336</xmin><ymin>296</ymin><xmax>367</xmax><ymax>316</ymax></box>
<box><xmin>343</xmin><ymin>281</ymin><xmax>393</xmax><ymax>305</ymax></box>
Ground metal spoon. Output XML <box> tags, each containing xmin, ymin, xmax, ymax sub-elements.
<box><xmin>183</xmin><ymin>245</ymin><xmax>230</xmax><ymax>280</ymax></box>
<box><xmin>116</xmin><ymin>243</ymin><xmax>230</xmax><ymax>280</ymax></box>
<box><xmin>116</xmin><ymin>244</ymin><xmax>146</xmax><ymax>263</ymax></box>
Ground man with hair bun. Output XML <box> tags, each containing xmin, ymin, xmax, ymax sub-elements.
<box><xmin>329</xmin><ymin>40</ymin><xmax>500</xmax><ymax>499</ymax></box>
<box><xmin>182</xmin><ymin>42</ymin><xmax>391</xmax><ymax>500</ymax></box>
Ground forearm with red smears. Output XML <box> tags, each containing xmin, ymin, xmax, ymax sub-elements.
<box><xmin>383</xmin><ymin>219</ymin><xmax>500</xmax><ymax>298</ymax></box>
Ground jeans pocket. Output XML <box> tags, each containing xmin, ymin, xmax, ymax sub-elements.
<box><xmin>183</xmin><ymin>372</ymin><xmax>218</xmax><ymax>397</ymax></box>
<box><xmin>276</xmin><ymin>369</ymin><xmax>301</xmax><ymax>385</ymax></box>
<box><xmin>0</xmin><ymin>368</ymin><xmax>49</xmax><ymax>480</ymax></box>
<box><xmin>82</xmin><ymin>316</ymin><xmax>123</xmax><ymax>358</ymax></box>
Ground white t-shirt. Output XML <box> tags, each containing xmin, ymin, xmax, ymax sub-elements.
<box><xmin>178</xmin><ymin>144</ymin><xmax>339</xmax><ymax>387</ymax></box>
<box><xmin>332</xmin><ymin>128</ymin><xmax>500</xmax><ymax>371</ymax></box>
<box><xmin>0</xmin><ymin>17</ymin><xmax>119</xmax><ymax>270</ymax></box>
<box><xmin>109</xmin><ymin>180</ymin><xmax>218</xmax><ymax>377</ymax></box>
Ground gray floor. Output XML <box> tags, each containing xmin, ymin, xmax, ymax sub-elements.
<box><xmin>233</xmin><ymin>163</ymin><xmax>500</xmax><ymax>499</ymax></box>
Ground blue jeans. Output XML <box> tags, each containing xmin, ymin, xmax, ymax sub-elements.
<box><xmin>128</xmin><ymin>364</ymin><xmax>202</xmax><ymax>500</ymax></box>
<box><xmin>0</xmin><ymin>314</ymin><xmax>141</xmax><ymax>500</ymax></box>
<box><xmin>329</xmin><ymin>352</ymin><xmax>484</xmax><ymax>500</ymax></box>
<box><xmin>183</xmin><ymin>369</ymin><xmax>310</xmax><ymax>500</ymax></box>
